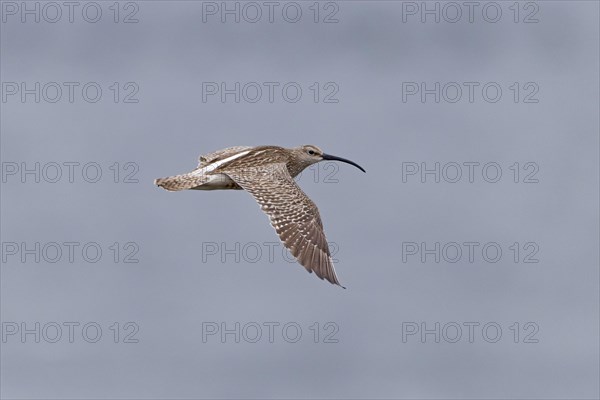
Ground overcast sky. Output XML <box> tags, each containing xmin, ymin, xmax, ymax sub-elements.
<box><xmin>1</xmin><ymin>1</ymin><xmax>599</xmax><ymax>399</ymax></box>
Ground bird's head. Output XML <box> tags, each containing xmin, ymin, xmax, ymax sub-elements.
<box><xmin>290</xmin><ymin>145</ymin><xmax>366</xmax><ymax>176</ymax></box>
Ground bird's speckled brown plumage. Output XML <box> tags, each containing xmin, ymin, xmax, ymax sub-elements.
<box><xmin>154</xmin><ymin>145</ymin><xmax>365</xmax><ymax>287</ymax></box>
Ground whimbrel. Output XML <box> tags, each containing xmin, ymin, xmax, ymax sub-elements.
<box><xmin>154</xmin><ymin>145</ymin><xmax>365</xmax><ymax>288</ymax></box>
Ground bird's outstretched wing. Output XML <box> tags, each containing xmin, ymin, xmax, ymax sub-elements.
<box><xmin>223</xmin><ymin>163</ymin><xmax>344</xmax><ymax>287</ymax></box>
<box><xmin>198</xmin><ymin>146</ymin><xmax>252</xmax><ymax>168</ymax></box>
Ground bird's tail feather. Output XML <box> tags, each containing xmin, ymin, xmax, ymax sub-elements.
<box><xmin>154</xmin><ymin>172</ymin><xmax>208</xmax><ymax>191</ymax></box>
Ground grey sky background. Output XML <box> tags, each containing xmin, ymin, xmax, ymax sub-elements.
<box><xmin>1</xmin><ymin>1</ymin><xmax>599</xmax><ymax>399</ymax></box>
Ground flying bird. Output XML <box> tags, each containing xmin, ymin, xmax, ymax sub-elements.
<box><xmin>154</xmin><ymin>145</ymin><xmax>365</xmax><ymax>288</ymax></box>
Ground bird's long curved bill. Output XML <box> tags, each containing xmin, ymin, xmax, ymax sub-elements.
<box><xmin>322</xmin><ymin>153</ymin><xmax>366</xmax><ymax>173</ymax></box>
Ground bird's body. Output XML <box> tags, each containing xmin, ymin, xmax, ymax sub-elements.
<box><xmin>155</xmin><ymin>145</ymin><xmax>365</xmax><ymax>287</ymax></box>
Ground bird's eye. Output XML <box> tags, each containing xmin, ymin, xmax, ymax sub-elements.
<box><xmin>307</xmin><ymin>150</ymin><xmax>315</xmax><ymax>155</ymax></box>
